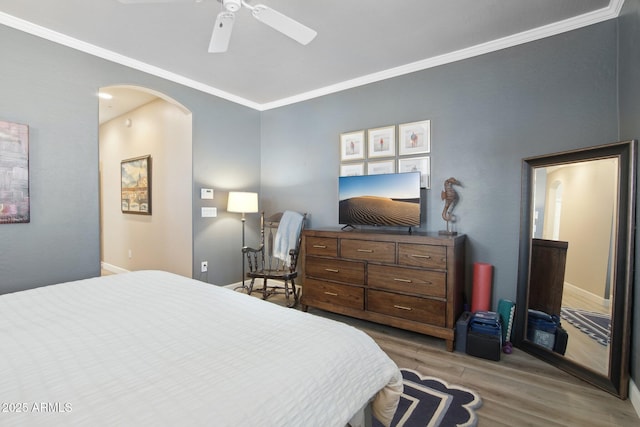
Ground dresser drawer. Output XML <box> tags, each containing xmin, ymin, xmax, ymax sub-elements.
<box><xmin>367</xmin><ymin>289</ymin><xmax>446</xmax><ymax>326</ymax></box>
<box><xmin>306</xmin><ymin>237</ymin><xmax>338</xmax><ymax>257</ymax></box>
<box><xmin>368</xmin><ymin>264</ymin><xmax>446</xmax><ymax>298</ymax></box>
<box><xmin>341</xmin><ymin>239</ymin><xmax>395</xmax><ymax>263</ymax></box>
<box><xmin>303</xmin><ymin>278</ymin><xmax>364</xmax><ymax>310</ymax></box>
<box><xmin>305</xmin><ymin>256</ymin><xmax>365</xmax><ymax>285</ymax></box>
<box><xmin>398</xmin><ymin>243</ymin><xmax>447</xmax><ymax>269</ymax></box>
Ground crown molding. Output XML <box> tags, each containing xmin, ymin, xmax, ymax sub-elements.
<box><xmin>260</xmin><ymin>1</ymin><xmax>625</xmax><ymax>110</ymax></box>
<box><xmin>0</xmin><ymin>1</ymin><xmax>625</xmax><ymax>112</ymax></box>
<box><xmin>0</xmin><ymin>11</ymin><xmax>262</xmax><ymax>110</ymax></box>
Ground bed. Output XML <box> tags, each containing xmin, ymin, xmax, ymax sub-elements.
<box><xmin>0</xmin><ymin>270</ymin><xmax>402</xmax><ymax>426</ymax></box>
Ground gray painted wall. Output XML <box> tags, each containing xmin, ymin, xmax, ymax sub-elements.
<box><xmin>619</xmin><ymin>0</ymin><xmax>640</xmax><ymax>384</ymax></box>
<box><xmin>261</xmin><ymin>17</ymin><xmax>639</xmax><ymax>386</ymax></box>
<box><xmin>261</xmin><ymin>21</ymin><xmax>619</xmax><ymax>305</ymax></box>
<box><xmin>0</xmin><ymin>24</ymin><xmax>260</xmax><ymax>291</ymax></box>
<box><xmin>1</xmin><ymin>4</ymin><xmax>637</xmax><ymax>388</ymax></box>
<box><xmin>260</xmin><ymin>10</ymin><xmax>640</xmax><ymax>390</ymax></box>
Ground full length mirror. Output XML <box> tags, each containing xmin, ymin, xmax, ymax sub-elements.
<box><xmin>515</xmin><ymin>140</ymin><xmax>636</xmax><ymax>399</ymax></box>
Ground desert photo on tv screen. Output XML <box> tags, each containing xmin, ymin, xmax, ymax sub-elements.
<box><xmin>339</xmin><ymin>172</ymin><xmax>420</xmax><ymax>227</ymax></box>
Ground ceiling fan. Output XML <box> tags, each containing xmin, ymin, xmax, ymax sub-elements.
<box><xmin>118</xmin><ymin>0</ymin><xmax>317</xmax><ymax>53</ymax></box>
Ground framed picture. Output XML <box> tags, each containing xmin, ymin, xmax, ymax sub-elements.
<box><xmin>399</xmin><ymin>120</ymin><xmax>430</xmax><ymax>155</ymax></box>
<box><xmin>0</xmin><ymin>120</ymin><xmax>29</xmax><ymax>224</ymax></box>
<box><xmin>340</xmin><ymin>130</ymin><xmax>365</xmax><ymax>161</ymax></box>
<box><xmin>340</xmin><ymin>163</ymin><xmax>364</xmax><ymax>176</ymax></box>
<box><xmin>367</xmin><ymin>160</ymin><xmax>395</xmax><ymax>175</ymax></box>
<box><xmin>121</xmin><ymin>155</ymin><xmax>152</xmax><ymax>215</ymax></box>
<box><xmin>368</xmin><ymin>126</ymin><xmax>396</xmax><ymax>158</ymax></box>
<box><xmin>399</xmin><ymin>156</ymin><xmax>431</xmax><ymax>188</ymax></box>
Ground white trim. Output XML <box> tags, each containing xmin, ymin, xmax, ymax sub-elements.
<box><xmin>101</xmin><ymin>262</ymin><xmax>129</xmax><ymax>275</ymax></box>
<box><xmin>0</xmin><ymin>12</ymin><xmax>262</xmax><ymax>111</ymax></box>
<box><xmin>630</xmin><ymin>379</ymin><xmax>640</xmax><ymax>419</ymax></box>
<box><xmin>563</xmin><ymin>282</ymin><xmax>611</xmax><ymax>310</ymax></box>
<box><xmin>0</xmin><ymin>1</ymin><xmax>625</xmax><ymax>111</ymax></box>
<box><xmin>261</xmin><ymin>3</ymin><xmax>623</xmax><ymax>110</ymax></box>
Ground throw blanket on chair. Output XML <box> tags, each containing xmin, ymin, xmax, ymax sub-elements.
<box><xmin>273</xmin><ymin>210</ymin><xmax>304</xmax><ymax>266</ymax></box>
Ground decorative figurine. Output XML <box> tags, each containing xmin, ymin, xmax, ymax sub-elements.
<box><xmin>440</xmin><ymin>177</ymin><xmax>461</xmax><ymax>235</ymax></box>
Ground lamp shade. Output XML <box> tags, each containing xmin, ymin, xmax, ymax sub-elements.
<box><xmin>227</xmin><ymin>191</ymin><xmax>258</xmax><ymax>213</ymax></box>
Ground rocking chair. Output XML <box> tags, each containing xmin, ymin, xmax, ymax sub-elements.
<box><xmin>242</xmin><ymin>210</ymin><xmax>306</xmax><ymax>307</ymax></box>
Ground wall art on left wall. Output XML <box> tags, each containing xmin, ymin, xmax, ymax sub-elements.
<box><xmin>0</xmin><ymin>120</ymin><xmax>30</xmax><ymax>224</ymax></box>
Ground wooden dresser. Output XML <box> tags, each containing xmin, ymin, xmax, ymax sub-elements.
<box><xmin>301</xmin><ymin>228</ymin><xmax>466</xmax><ymax>351</ymax></box>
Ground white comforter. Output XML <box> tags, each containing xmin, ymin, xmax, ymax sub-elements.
<box><xmin>0</xmin><ymin>270</ymin><xmax>401</xmax><ymax>426</ymax></box>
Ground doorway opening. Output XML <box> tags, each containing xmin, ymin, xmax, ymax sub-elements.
<box><xmin>98</xmin><ymin>85</ymin><xmax>193</xmax><ymax>277</ymax></box>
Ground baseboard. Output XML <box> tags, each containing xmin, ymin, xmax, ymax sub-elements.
<box><xmin>563</xmin><ymin>281</ymin><xmax>610</xmax><ymax>309</ymax></box>
<box><xmin>630</xmin><ymin>378</ymin><xmax>640</xmax><ymax>418</ymax></box>
<box><xmin>101</xmin><ymin>262</ymin><xmax>129</xmax><ymax>275</ymax></box>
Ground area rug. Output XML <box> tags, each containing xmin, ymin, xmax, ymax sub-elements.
<box><xmin>561</xmin><ymin>306</ymin><xmax>610</xmax><ymax>346</ymax></box>
<box><xmin>373</xmin><ymin>368</ymin><xmax>482</xmax><ymax>427</ymax></box>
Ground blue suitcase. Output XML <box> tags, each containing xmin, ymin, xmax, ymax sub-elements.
<box><xmin>527</xmin><ymin>309</ymin><xmax>559</xmax><ymax>350</ymax></box>
<box><xmin>467</xmin><ymin>311</ymin><xmax>502</xmax><ymax>361</ymax></box>
<box><xmin>470</xmin><ymin>311</ymin><xmax>502</xmax><ymax>338</ymax></box>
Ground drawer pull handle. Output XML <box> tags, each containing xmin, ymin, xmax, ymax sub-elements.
<box><xmin>313</xmin><ymin>244</ymin><xmax>327</xmax><ymax>249</ymax></box>
<box><xmin>411</xmin><ymin>254</ymin><xmax>431</xmax><ymax>259</ymax></box>
<box><xmin>357</xmin><ymin>249</ymin><xmax>373</xmax><ymax>253</ymax></box>
<box><xmin>324</xmin><ymin>291</ymin><xmax>338</xmax><ymax>296</ymax></box>
<box><xmin>393</xmin><ymin>278</ymin><xmax>412</xmax><ymax>283</ymax></box>
<box><xmin>324</xmin><ymin>268</ymin><xmax>339</xmax><ymax>273</ymax></box>
<box><xmin>393</xmin><ymin>304</ymin><xmax>413</xmax><ymax>311</ymax></box>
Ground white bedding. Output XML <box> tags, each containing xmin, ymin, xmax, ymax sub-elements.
<box><xmin>0</xmin><ymin>270</ymin><xmax>401</xmax><ymax>426</ymax></box>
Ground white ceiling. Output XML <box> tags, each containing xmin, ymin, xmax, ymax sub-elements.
<box><xmin>98</xmin><ymin>86</ymin><xmax>159</xmax><ymax>124</ymax></box>
<box><xmin>0</xmin><ymin>0</ymin><xmax>623</xmax><ymax>113</ymax></box>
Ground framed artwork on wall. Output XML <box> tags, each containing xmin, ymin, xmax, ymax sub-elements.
<box><xmin>340</xmin><ymin>162</ymin><xmax>364</xmax><ymax>176</ymax></box>
<box><xmin>368</xmin><ymin>126</ymin><xmax>396</xmax><ymax>158</ymax></box>
<box><xmin>368</xmin><ymin>160</ymin><xmax>395</xmax><ymax>175</ymax></box>
<box><xmin>399</xmin><ymin>120</ymin><xmax>430</xmax><ymax>155</ymax></box>
<box><xmin>399</xmin><ymin>156</ymin><xmax>431</xmax><ymax>188</ymax></box>
<box><xmin>121</xmin><ymin>155</ymin><xmax>152</xmax><ymax>215</ymax></box>
<box><xmin>340</xmin><ymin>130</ymin><xmax>365</xmax><ymax>161</ymax></box>
<box><xmin>0</xmin><ymin>120</ymin><xmax>30</xmax><ymax>224</ymax></box>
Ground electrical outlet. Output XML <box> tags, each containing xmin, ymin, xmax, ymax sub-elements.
<box><xmin>201</xmin><ymin>261</ymin><xmax>208</xmax><ymax>273</ymax></box>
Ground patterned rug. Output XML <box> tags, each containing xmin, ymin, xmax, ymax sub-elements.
<box><xmin>561</xmin><ymin>306</ymin><xmax>610</xmax><ymax>346</ymax></box>
<box><xmin>373</xmin><ymin>369</ymin><xmax>482</xmax><ymax>427</ymax></box>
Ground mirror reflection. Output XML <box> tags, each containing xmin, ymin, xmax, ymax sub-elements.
<box><xmin>529</xmin><ymin>158</ymin><xmax>617</xmax><ymax>376</ymax></box>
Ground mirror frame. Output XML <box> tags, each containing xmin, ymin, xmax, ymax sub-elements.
<box><xmin>515</xmin><ymin>140</ymin><xmax>637</xmax><ymax>399</ymax></box>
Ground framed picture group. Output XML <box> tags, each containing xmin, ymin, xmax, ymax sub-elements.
<box><xmin>340</xmin><ymin>119</ymin><xmax>431</xmax><ymax>188</ymax></box>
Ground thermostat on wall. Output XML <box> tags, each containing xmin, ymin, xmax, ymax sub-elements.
<box><xmin>201</xmin><ymin>188</ymin><xmax>214</xmax><ymax>199</ymax></box>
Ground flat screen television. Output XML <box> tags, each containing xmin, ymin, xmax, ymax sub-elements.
<box><xmin>338</xmin><ymin>172</ymin><xmax>421</xmax><ymax>229</ymax></box>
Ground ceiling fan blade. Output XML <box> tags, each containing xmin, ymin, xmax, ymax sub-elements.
<box><xmin>209</xmin><ymin>11</ymin><xmax>235</xmax><ymax>53</ymax></box>
<box><xmin>251</xmin><ymin>5</ymin><xmax>317</xmax><ymax>45</ymax></box>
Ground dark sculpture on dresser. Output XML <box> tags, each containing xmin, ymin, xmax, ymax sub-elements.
<box><xmin>440</xmin><ymin>177</ymin><xmax>461</xmax><ymax>235</ymax></box>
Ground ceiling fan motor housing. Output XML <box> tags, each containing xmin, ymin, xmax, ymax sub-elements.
<box><xmin>223</xmin><ymin>0</ymin><xmax>241</xmax><ymax>13</ymax></box>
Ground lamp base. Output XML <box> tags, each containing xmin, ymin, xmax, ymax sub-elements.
<box><xmin>233</xmin><ymin>282</ymin><xmax>251</xmax><ymax>293</ymax></box>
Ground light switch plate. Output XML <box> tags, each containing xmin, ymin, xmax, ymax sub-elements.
<box><xmin>201</xmin><ymin>207</ymin><xmax>217</xmax><ymax>217</ymax></box>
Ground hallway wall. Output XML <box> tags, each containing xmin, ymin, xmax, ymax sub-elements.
<box><xmin>100</xmin><ymin>97</ymin><xmax>193</xmax><ymax>277</ymax></box>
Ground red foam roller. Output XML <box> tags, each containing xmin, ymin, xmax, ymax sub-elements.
<box><xmin>471</xmin><ymin>262</ymin><xmax>493</xmax><ymax>312</ymax></box>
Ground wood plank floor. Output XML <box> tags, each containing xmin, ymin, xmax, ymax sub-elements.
<box><xmin>246</xmin><ymin>284</ymin><xmax>639</xmax><ymax>427</ymax></box>
<box><xmin>315</xmin><ymin>309</ymin><xmax>638</xmax><ymax>427</ymax></box>
<box><xmin>561</xmin><ymin>284</ymin><xmax>610</xmax><ymax>375</ymax></box>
